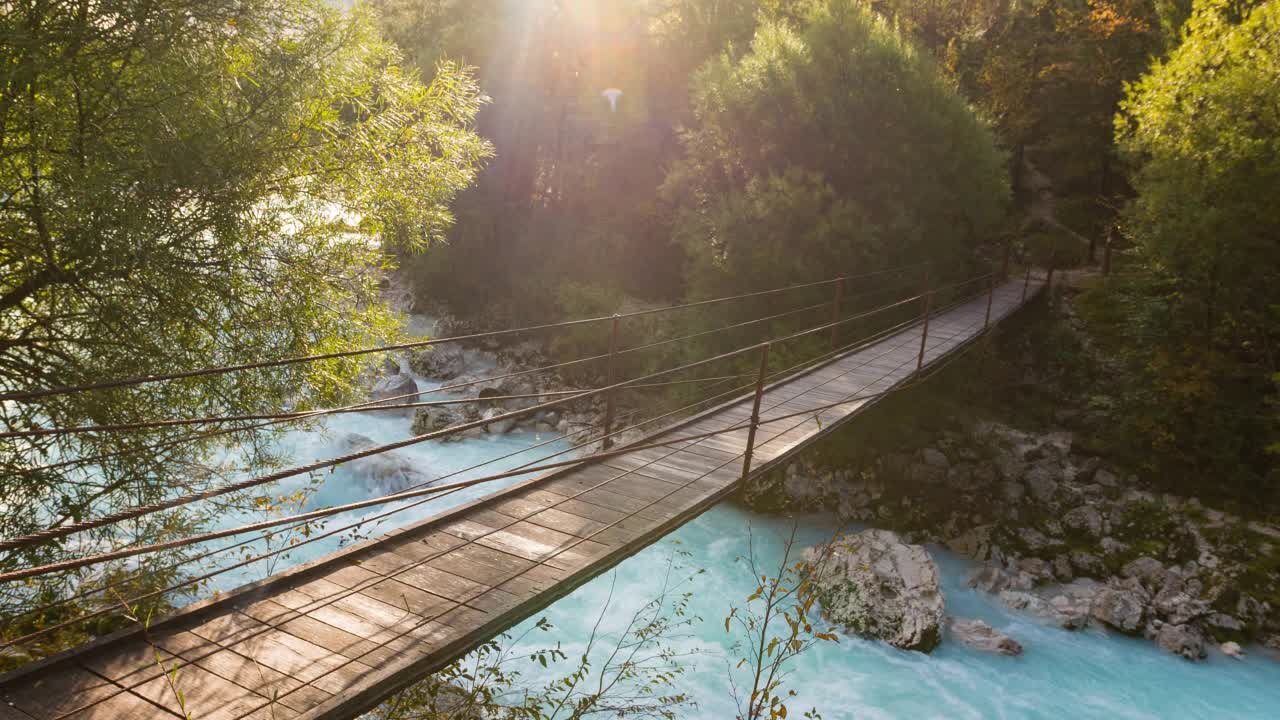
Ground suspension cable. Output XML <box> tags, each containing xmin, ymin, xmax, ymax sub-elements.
<box><xmin>26</xmin><ymin>295</ymin><xmax>979</xmax><ymax>704</ymax></box>
<box><xmin>0</xmin><ymin>278</ymin><xmax>997</xmax><ymax>642</ymax></box>
<box><xmin>0</xmin><ymin>284</ymin><xmax>933</xmax><ymax>556</ymax></box>
<box><xmin>0</xmin><ymin>263</ymin><xmax>929</xmax><ymax>404</ymax></box>
<box><xmin>12</xmin><ymin>271</ymin><xmax>920</xmax><ymax>474</ymax></box>
<box><xmin>0</xmin><ymin>295</ymin><xmax>836</xmax><ymax>441</ymax></box>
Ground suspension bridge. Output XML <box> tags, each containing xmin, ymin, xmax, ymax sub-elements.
<box><xmin>0</xmin><ymin>263</ymin><xmax>1045</xmax><ymax>720</ymax></box>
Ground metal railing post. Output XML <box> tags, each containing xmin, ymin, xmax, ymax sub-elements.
<box><xmin>830</xmin><ymin>278</ymin><xmax>844</xmax><ymax>349</ymax></box>
<box><xmin>740</xmin><ymin>343</ymin><xmax>771</xmax><ymax>482</ymax></box>
<box><xmin>984</xmin><ymin>273</ymin><xmax>995</xmax><ymax>329</ymax></box>
<box><xmin>1022</xmin><ymin>265</ymin><xmax>1031</xmax><ymax>302</ymax></box>
<box><xmin>1046</xmin><ymin>259</ymin><xmax>1056</xmax><ymax>290</ymax></box>
<box><xmin>601</xmin><ymin>314</ymin><xmax>620</xmax><ymax>450</ymax></box>
<box><xmin>1001</xmin><ymin>241</ymin><xmax>1011</xmax><ymax>280</ymax></box>
<box><xmin>1103</xmin><ymin>237</ymin><xmax>1112</xmax><ymax>276</ymax></box>
<box><xmin>916</xmin><ymin>272</ymin><xmax>933</xmax><ymax>371</ymax></box>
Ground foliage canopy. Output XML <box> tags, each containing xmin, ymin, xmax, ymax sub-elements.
<box><xmin>666</xmin><ymin>0</ymin><xmax>1009</xmax><ymax>300</ymax></box>
<box><xmin>0</xmin><ymin>0</ymin><xmax>489</xmax><ymax>651</ymax></box>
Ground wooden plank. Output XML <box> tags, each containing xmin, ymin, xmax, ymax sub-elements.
<box><xmin>424</xmin><ymin>544</ymin><xmax>553</xmax><ymax>600</ymax></box>
<box><xmin>476</xmin><ymin>521</ymin><xmax>609</xmax><ymax>569</ymax></box>
<box><xmin>0</xmin><ymin>701</ymin><xmax>34</xmax><ymax>720</ymax></box>
<box><xmin>522</xmin><ymin>506</ymin><xmax>612</xmax><ymax>538</ymax></box>
<box><xmin>237</xmin><ymin>600</ymin><xmax>399</xmax><ymax>667</ymax></box>
<box><xmin>61</xmin><ymin>691</ymin><xmax>178</xmax><ymax>720</ymax></box>
<box><xmin>131</xmin><ymin>663</ymin><xmax>282</xmax><ymax>720</ymax></box>
<box><xmin>360</xmin><ymin>578</ymin><xmax>456</xmax><ymax>618</ymax></box>
<box><xmin>0</xmin><ymin>666</ymin><xmax>123</xmax><ymax>720</ymax></box>
<box><xmin>80</xmin><ymin>640</ymin><xmax>179</xmax><ymax>687</ymax></box>
<box><xmin>551</xmin><ymin>496</ymin><xmax>631</xmax><ymax>524</ymax></box>
<box><xmin>598</xmin><ymin>473</ymin><xmax>684</xmax><ymax>503</ymax></box>
<box><xmin>153</xmin><ymin>630</ymin><xmax>329</xmax><ymax>713</ymax></box>
<box><xmin>228</xmin><ymin>628</ymin><xmax>375</xmax><ymax>695</ymax></box>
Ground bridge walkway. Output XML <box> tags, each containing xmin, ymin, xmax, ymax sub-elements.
<box><xmin>0</xmin><ymin>279</ymin><xmax>1041</xmax><ymax>720</ymax></box>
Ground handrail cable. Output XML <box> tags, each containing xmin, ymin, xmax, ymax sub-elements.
<box><xmin>0</xmin><ymin>263</ymin><xmax>929</xmax><ymax>404</ymax></box>
<box><xmin>1</xmin><ymin>369</ymin><xmax>761</xmax><ymax>647</ymax></box>
<box><xmin>0</xmin><ymin>286</ymin><xmax>933</xmax><ymax>556</ymax></box>
<box><xmin>3</xmin><ymin>275</ymin><xmax>996</xmax><ymax>586</ymax></box>
<box><xmin>14</xmin><ymin>272</ymin><xmax>916</xmax><ymax>474</ymax></box>
<box><xmin>0</xmin><ymin>368</ymin><xmax>764</xmax><ymax>647</ymax></box>
<box><xmin>0</xmin><ymin>278</ymin><xmax>999</xmax><ymax>646</ymax></box>
<box><xmin>0</xmin><ymin>296</ymin><xmax>839</xmax><ymax>441</ymax></box>
<box><xmin>46</xmin><ymin>284</ymin><xmax>998</xmax><ymax>709</ymax></box>
<box><xmin>0</xmin><ymin>296</ymin><xmax>918</xmax><ymax>641</ymax></box>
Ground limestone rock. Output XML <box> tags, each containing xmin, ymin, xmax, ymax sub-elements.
<box><xmin>948</xmin><ymin>618</ymin><xmax>1023</xmax><ymax>656</ymax></box>
<box><xmin>1121</xmin><ymin>556</ymin><xmax>1167</xmax><ymax>590</ymax></box>
<box><xmin>1063</xmin><ymin>505</ymin><xmax>1104</xmax><ymax>538</ymax></box>
<box><xmin>1099</xmin><ymin>536</ymin><xmax>1130</xmax><ymax>558</ymax></box>
<box><xmin>1070</xmin><ymin>551</ymin><xmax>1106</xmax><ymax>577</ymax></box>
<box><xmin>946</xmin><ymin>525</ymin><xmax>994</xmax><ymax>561</ymax></box>
<box><xmin>1220</xmin><ymin>641</ymin><xmax>1245</xmax><ymax>659</ymax></box>
<box><xmin>1016</xmin><ymin>527</ymin><xmax>1052</xmax><ymax>553</ymax></box>
<box><xmin>412</xmin><ymin>406</ymin><xmax>461</xmax><ymax>437</ymax></box>
<box><xmin>921</xmin><ymin>447</ymin><xmax>950</xmax><ymax>470</ymax></box>
<box><xmin>1047</xmin><ymin>592</ymin><xmax>1092</xmax><ymax>630</ymax></box>
<box><xmin>371</xmin><ymin>373</ymin><xmax>418</xmax><ymax>411</ymax></box>
<box><xmin>1093</xmin><ymin>468</ymin><xmax>1119</xmax><ymax>487</ymax></box>
<box><xmin>1090</xmin><ymin>584</ymin><xmax>1149</xmax><ymax>635</ymax></box>
<box><xmin>1017</xmin><ymin>557</ymin><xmax>1054</xmax><ymax>583</ymax></box>
<box><xmin>336</xmin><ymin>433</ymin><xmax>432</xmax><ymax>494</ymax></box>
<box><xmin>1024</xmin><ymin>463</ymin><xmax>1060</xmax><ymax>504</ymax></box>
<box><xmin>1052</xmin><ymin>555</ymin><xmax>1074</xmax><ymax>582</ymax></box>
<box><xmin>408</xmin><ymin>344</ymin><xmax>468</xmax><ymax>379</ymax></box>
<box><xmin>1154</xmin><ymin>622</ymin><xmax>1207</xmax><ymax>660</ymax></box>
<box><xmin>481</xmin><ymin>407</ymin><xmax>516</xmax><ymax>434</ymax></box>
<box><xmin>1001</xmin><ymin>481</ymin><xmax>1026</xmax><ymax>503</ymax></box>
<box><xmin>1071</xmin><ymin>456</ymin><xmax>1102</xmax><ymax>483</ymax></box>
<box><xmin>968</xmin><ymin>565</ymin><xmax>1033</xmax><ymax>594</ymax></box>
<box><xmin>803</xmin><ymin>530</ymin><xmax>945</xmax><ymax>653</ymax></box>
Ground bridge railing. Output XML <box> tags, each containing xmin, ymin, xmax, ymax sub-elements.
<box><xmin>0</xmin><ymin>258</ymin><xmax>1024</xmax><ymax>660</ymax></box>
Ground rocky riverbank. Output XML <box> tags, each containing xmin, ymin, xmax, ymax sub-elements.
<box><xmin>749</xmin><ymin>422</ymin><xmax>1280</xmax><ymax>661</ymax></box>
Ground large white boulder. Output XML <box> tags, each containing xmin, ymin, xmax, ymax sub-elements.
<box><xmin>803</xmin><ymin>529</ymin><xmax>945</xmax><ymax>652</ymax></box>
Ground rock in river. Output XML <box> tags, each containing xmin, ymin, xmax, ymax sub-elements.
<box><xmin>803</xmin><ymin>529</ymin><xmax>945</xmax><ymax>653</ymax></box>
<box><xmin>337</xmin><ymin>433</ymin><xmax>432</xmax><ymax>494</ymax></box>
<box><xmin>408</xmin><ymin>344</ymin><xmax>468</xmax><ymax>379</ymax></box>
<box><xmin>412</xmin><ymin>406</ymin><xmax>461</xmax><ymax>437</ymax></box>
<box><xmin>948</xmin><ymin>618</ymin><xmax>1023</xmax><ymax>656</ymax></box>
<box><xmin>371</xmin><ymin>373</ymin><xmax>418</xmax><ymax>413</ymax></box>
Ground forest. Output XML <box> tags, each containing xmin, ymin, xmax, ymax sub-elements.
<box><xmin>1</xmin><ymin>0</ymin><xmax>1278</xmax><ymax>718</ymax></box>
<box><xmin>374</xmin><ymin>0</ymin><xmax>1276</xmax><ymax>507</ymax></box>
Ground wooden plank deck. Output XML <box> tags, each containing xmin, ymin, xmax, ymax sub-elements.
<box><xmin>0</xmin><ymin>279</ymin><xmax>1042</xmax><ymax>720</ymax></box>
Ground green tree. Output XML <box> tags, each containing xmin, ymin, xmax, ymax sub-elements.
<box><xmin>1101</xmin><ymin>0</ymin><xmax>1279</xmax><ymax>503</ymax></box>
<box><xmin>0</xmin><ymin>0</ymin><xmax>489</xmax><ymax>655</ymax></box>
<box><xmin>666</xmin><ymin>0</ymin><xmax>1009</xmax><ymax>302</ymax></box>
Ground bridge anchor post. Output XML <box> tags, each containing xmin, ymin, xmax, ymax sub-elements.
<box><xmin>740</xmin><ymin>343</ymin><xmax>771</xmax><ymax>482</ymax></box>
<box><xmin>602</xmin><ymin>314</ymin><xmax>621</xmax><ymax>450</ymax></box>
<box><xmin>984</xmin><ymin>274</ymin><xmax>995</xmax><ymax>329</ymax></box>
<box><xmin>830</xmin><ymin>278</ymin><xmax>844</xmax><ymax>349</ymax></box>
<box><xmin>1022</xmin><ymin>265</ymin><xmax>1031</xmax><ymax>302</ymax></box>
<box><xmin>916</xmin><ymin>285</ymin><xmax>933</xmax><ymax>371</ymax></box>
